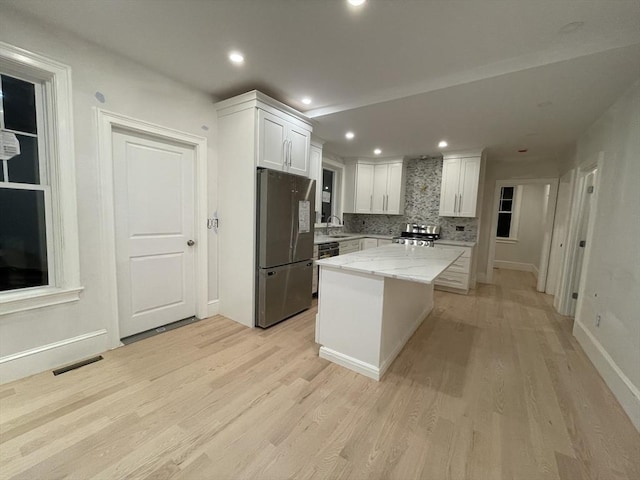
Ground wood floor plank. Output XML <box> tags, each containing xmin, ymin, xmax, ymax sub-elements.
<box><xmin>1</xmin><ymin>270</ymin><xmax>638</xmax><ymax>480</ymax></box>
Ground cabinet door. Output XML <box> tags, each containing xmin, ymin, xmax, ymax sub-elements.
<box><xmin>360</xmin><ymin>238</ymin><xmax>378</xmax><ymax>250</ymax></box>
<box><xmin>439</xmin><ymin>158</ymin><xmax>461</xmax><ymax>216</ymax></box>
<box><xmin>288</xmin><ymin>124</ymin><xmax>311</xmax><ymax>176</ymax></box>
<box><xmin>309</xmin><ymin>144</ymin><xmax>323</xmax><ymax>222</ymax></box>
<box><xmin>371</xmin><ymin>164</ymin><xmax>388</xmax><ymax>213</ymax></box>
<box><xmin>457</xmin><ymin>157</ymin><xmax>481</xmax><ymax>217</ymax></box>
<box><xmin>385</xmin><ymin>162</ymin><xmax>404</xmax><ymax>214</ymax></box>
<box><xmin>257</xmin><ymin>110</ymin><xmax>287</xmax><ymax>171</ymax></box>
<box><xmin>355</xmin><ymin>163</ymin><xmax>374</xmax><ymax>213</ymax></box>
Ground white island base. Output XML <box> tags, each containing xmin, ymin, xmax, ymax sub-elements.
<box><xmin>317</xmin><ymin>266</ymin><xmax>434</xmax><ymax>381</ymax></box>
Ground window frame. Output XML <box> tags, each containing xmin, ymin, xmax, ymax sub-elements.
<box><xmin>495</xmin><ymin>185</ymin><xmax>522</xmax><ymax>243</ymax></box>
<box><xmin>0</xmin><ymin>42</ymin><xmax>82</xmax><ymax>315</ymax></box>
<box><xmin>315</xmin><ymin>156</ymin><xmax>344</xmax><ymax>227</ymax></box>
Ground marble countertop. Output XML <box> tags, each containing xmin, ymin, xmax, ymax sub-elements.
<box><xmin>314</xmin><ymin>233</ymin><xmax>475</xmax><ymax>247</ymax></box>
<box><xmin>315</xmin><ymin>244</ymin><xmax>464</xmax><ymax>285</ymax></box>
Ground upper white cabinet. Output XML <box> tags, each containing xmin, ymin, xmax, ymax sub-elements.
<box><xmin>345</xmin><ymin>158</ymin><xmax>406</xmax><ymax>215</ymax></box>
<box><xmin>439</xmin><ymin>154</ymin><xmax>482</xmax><ymax>217</ymax></box>
<box><xmin>257</xmin><ymin>108</ymin><xmax>311</xmax><ymax>176</ymax></box>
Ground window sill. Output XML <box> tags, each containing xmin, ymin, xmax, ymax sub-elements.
<box><xmin>496</xmin><ymin>238</ymin><xmax>518</xmax><ymax>244</ymax></box>
<box><xmin>0</xmin><ymin>286</ymin><xmax>84</xmax><ymax>316</ymax></box>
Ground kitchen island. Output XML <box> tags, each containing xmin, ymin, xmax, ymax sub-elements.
<box><xmin>315</xmin><ymin>244</ymin><xmax>463</xmax><ymax>380</ymax></box>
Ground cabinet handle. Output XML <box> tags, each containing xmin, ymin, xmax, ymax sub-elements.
<box><xmin>454</xmin><ymin>194</ymin><xmax>458</xmax><ymax>214</ymax></box>
<box><xmin>282</xmin><ymin>139</ymin><xmax>288</xmax><ymax>167</ymax></box>
<box><xmin>288</xmin><ymin>140</ymin><xmax>293</xmax><ymax>166</ymax></box>
<box><xmin>370</xmin><ymin>195</ymin><xmax>373</xmax><ymax>211</ymax></box>
<box><xmin>385</xmin><ymin>194</ymin><xmax>388</xmax><ymax>211</ymax></box>
<box><xmin>459</xmin><ymin>194</ymin><xmax>462</xmax><ymax>213</ymax></box>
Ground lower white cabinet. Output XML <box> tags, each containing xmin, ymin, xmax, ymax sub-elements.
<box><xmin>434</xmin><ymin>243</ymin><xmax>474</xmax><ymax>294</ymax></box>
<box><xmin>360</xmin><ymin>238</ymin><xmax>393</xmax><ymax>250</ymax></box>
<box><xmin>338</xmin><ymin>239</ymin><xmax>360</xmax><ymax>255</ymax></box>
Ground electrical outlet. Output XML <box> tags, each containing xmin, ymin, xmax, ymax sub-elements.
<box><xmin>456</xmin><ymin>225</ymin><xmax>465</xmax><ymax>231</ymax></box>
<box><xmin>596</xmin><ymin>314</ymin><xmax>601</xmax><ymax>327</ymax></box>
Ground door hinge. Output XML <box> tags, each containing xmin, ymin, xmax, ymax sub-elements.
<box><xmin>587</xmin><ymin>185</ymin><xmax>595</xmax><ymax>194</ymax></box>
<box><xmin>579</xmin><ymin>240</ymin><xmax>586</xmax><ymax>248</ymax></box>
<box><xmin>572</xmin><ymin>292</ymin><xmax>579</xmax><ymax>299</ymax></box>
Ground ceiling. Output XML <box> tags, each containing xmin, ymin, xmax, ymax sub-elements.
<box><xmin>3</xmin><ymin>0</ymin><xmax>640</xmax><ymax>161</ymax></box>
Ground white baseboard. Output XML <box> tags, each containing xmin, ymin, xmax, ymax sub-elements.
<box><xmin>532</xmin><ymin>264</ymin><xmax>539</xmax><ymax>280</ymax></box>
<box><xmin>0</xmin><ymin>329</ymin><xmax>109</xmax><ymax>385</ymax></box>
<box><xmin>494</xmin><ymin>260</ymin><xmax>535</xmax><ymax>272</ymax></box>
<box><xmin>207</xmin><ymin>299</ymin><xmax>219</xmax><ymax>317</ymax></box>
<box><xmin>319</xmin><ymin>346</ymin><xmax>381</xmax><ymax>380</ymax></box>
<box><xmin>378</xmin><ymin>305</ymin><xmax>432</xmax><ymax>378</ymax></box>
<box><xmin>573</xmin><ymin>320</ymin><xmax>640</xmax><ymax>431</ymax></box>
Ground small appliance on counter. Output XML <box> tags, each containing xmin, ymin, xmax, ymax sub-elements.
<box><xmin>256</xmin><ymin>169</ymin><xmax>315</xmax><ymax>328</ymax></box>
<box><xmin>393</xmin><ymin>224</ymin><xmax>440</xmax><ymax>247</ymax></box>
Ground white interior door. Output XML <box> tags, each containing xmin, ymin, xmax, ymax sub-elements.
<box><xmin>113</xmin><ymin>130</ymin><xmax>196</xmax><ymax>338</ymax></box>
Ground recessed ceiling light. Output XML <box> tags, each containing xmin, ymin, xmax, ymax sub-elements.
<box><xmin>558</xmin><ymin>21</ymin><xmax>584</xmax><ymax>34</ymax></box>
<box><xmin>438</xmin><ymin>140</ymin><xmax>448</xmax><ymax>148</ymax></box>
<box><xmin>374</xmin><ymin>148</ymin><xmax>382</xmax><ymax>155</ymax></box>
<box><xmin>345</xmin><ymin>131</ymin><xmax>355</xmax><ymax>140</ymax></box>
<box><xmin>348</xmin><ymin>0</ymin><xmax>366</xmax><ymax>6</ymax></box>
<box><xmin>301</xmin><ymin>97</ymin><xmax>312</xmax><ymax>105</ymax></box>
<box><xmin>228</xmin><ymin>51</ymin><xmax>244</xmax><ymax>64</ymax></box>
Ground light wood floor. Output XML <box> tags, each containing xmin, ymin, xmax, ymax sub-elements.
<box><xmin>1</xmin><ymin>270</ymin><xmax>638</xmax><ymax>480</ymax></box>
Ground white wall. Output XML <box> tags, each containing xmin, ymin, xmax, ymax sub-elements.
<box><xmin>476</xmin><ymin>158</ymin><xmax>561</xmax><ymax>282</ymax></box>
<box><xmin>495</xmin><ymin>184</ymin><xmax>547</xmax><ymax>275</ymax></box>
<box><xmin>0</xmin><ymin>8</ymin><xmax>219</xmax><ymax>382</ymax></box>
<box><xmin>567</xmin><ymin>81</ymin><xmax>640</xmax><ymax>429</ymax></box>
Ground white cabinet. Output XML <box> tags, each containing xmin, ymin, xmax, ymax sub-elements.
<box><xmin>257</xmin><ymin>108</ymin><xmax>311</xmax><ymax>176</ymax></box>
<box><xmin>345</xmin><ymin>158</ymin><xmax>405</xmax><ymax>215</ymax></box>
<box><xmin>338</xmin><ymin>239</ymin><xmax>360</xmax><ymax>255</ymax></box>
<box><xmin>312</xmin><ymin>245</ymin><xmax>319</xmax><ymax>295</ymax></box>
<box><xmin>354</xmin><ymin>163</ymin><xmax>375</xmax><ymax>213</ymax></box>
<box><xmin>309</xmin><ymin>139</ymin><xmax>324</xmax><ymax>223</ymax></box>
<box><xmin>439</xmin><ymin>155</ymin><xmax>481</xmax><ymax>217</ymax></box>
<box><xmin>360</xmin><ymin>238</ymin><xmax>378</xmax><ymax>250</ymax></box>
<box><xmin>434</xmin><ymin>243</ymin><xmax>475</xmax><ymax>294</ymax></box>
<box><xmin>360</xmin><ymin>238</ymin><xmax>393</xmax><ymax>250</ymax></box>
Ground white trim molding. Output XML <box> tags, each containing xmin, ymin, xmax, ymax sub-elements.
<box><xmin>95</xmin><ymin>108</ymin><xmax>208</xmax><ymax>348</ymax></box>
<box><xmin>0</xmin><ymin>42</ymin><xmax>82</xmax><ymax>315</ymax></box>
<box><xmin>207</xmin><ymin>300</ymin><xmax>220</xmax><ymax>317</ymax></box>
<box><xmin>573</xmin><ymin>321</ymin><xmax>640</xmax><ymax>431</ymax></box>
<box><xmin>0</xmin><ymin>329</ymin><xmax>108</xmax><ymax>385</ymax></box>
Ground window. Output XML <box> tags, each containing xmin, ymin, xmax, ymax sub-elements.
<box><xmin>1</xmin><ymin>74</ymin><xmax>51</xmax><ymax>292</ymax></box>
<box><xmin>496</xmin><ymin>186</ymin><xmax>520</xmax><ymax>240</ymax></box>
<box><xmin>321</xmin><ymin>168</ymin><xmax>335</xmax><ymax>223</ymax></box>
<box><xmin>0</xmin><ymin>43</ymin><xmax>81</xmax><ymax>315</ymax></box>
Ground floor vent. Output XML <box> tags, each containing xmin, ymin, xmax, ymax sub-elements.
<box><xmin>53</xmin><ymin>355</ymin><xmax>103</xmax><ymax>376</ymax></box>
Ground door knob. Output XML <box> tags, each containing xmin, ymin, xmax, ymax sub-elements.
<box><xmin>187</xmin><ymin>240</ymin><xmax>195</xmax><ymax>246</ymax></box>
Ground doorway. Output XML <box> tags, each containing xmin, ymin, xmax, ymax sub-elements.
<box><xmin>486</xmin><ymin>178</ymin><xmax>559</xmax><ymax>292</ymax></box>
<box><xmin>96</xmin><ymin>110</ymin><xmax>208</xmax><ymax>347</ymax></box>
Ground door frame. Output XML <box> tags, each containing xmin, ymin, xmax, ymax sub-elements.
<box><xmin>486</xmin><ymin>177</ymin><xmax>559</xmax><ymax>291</ymax></box>
<box><xmin>96</xmin><ymin>108</ymin><xmax>208</xmax><ymax>348</ymax></box>
<box><xmin>555</xmin><ymin>153</ymin><xmax>603</xmax><ymax>316</ymax></box>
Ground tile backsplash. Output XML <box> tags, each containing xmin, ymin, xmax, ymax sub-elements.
<box><xmin>343</xmin><ymin>157</ymin><xmax>479</xmax><ymax>242</ymax></box>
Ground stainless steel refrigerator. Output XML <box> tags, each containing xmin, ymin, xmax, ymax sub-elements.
<box><xmin>256</xmin><ymin>168</ymin><xmax>315</xmax><ymax>328</ymax></box>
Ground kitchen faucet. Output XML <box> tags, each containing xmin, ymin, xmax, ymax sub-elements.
<box><xmin>326</xmin><ymin>215</ymin><xmax>342</xmax><ymax>229</ymax></box>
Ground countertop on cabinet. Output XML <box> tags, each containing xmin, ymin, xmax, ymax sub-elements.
<box><xmin>315</xmin><ymin>244</ymin><xmax>463</xmax><ymax>285</ymax></box>
<box><xmin>434</xmin><ymin>239</ymin><xmax>476</xmax><ymax>247</ymax></box>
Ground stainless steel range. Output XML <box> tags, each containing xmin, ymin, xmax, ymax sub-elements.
<box><xmin>392</xmin><ymin>224</ymin><xmax>440</xmax><ymax>247</ymax></box>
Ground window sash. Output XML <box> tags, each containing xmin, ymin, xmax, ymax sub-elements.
<box><xmin>1</xmin><ymin>73</ymin><xmax>55</xmax><ymax>291</ymax></box>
